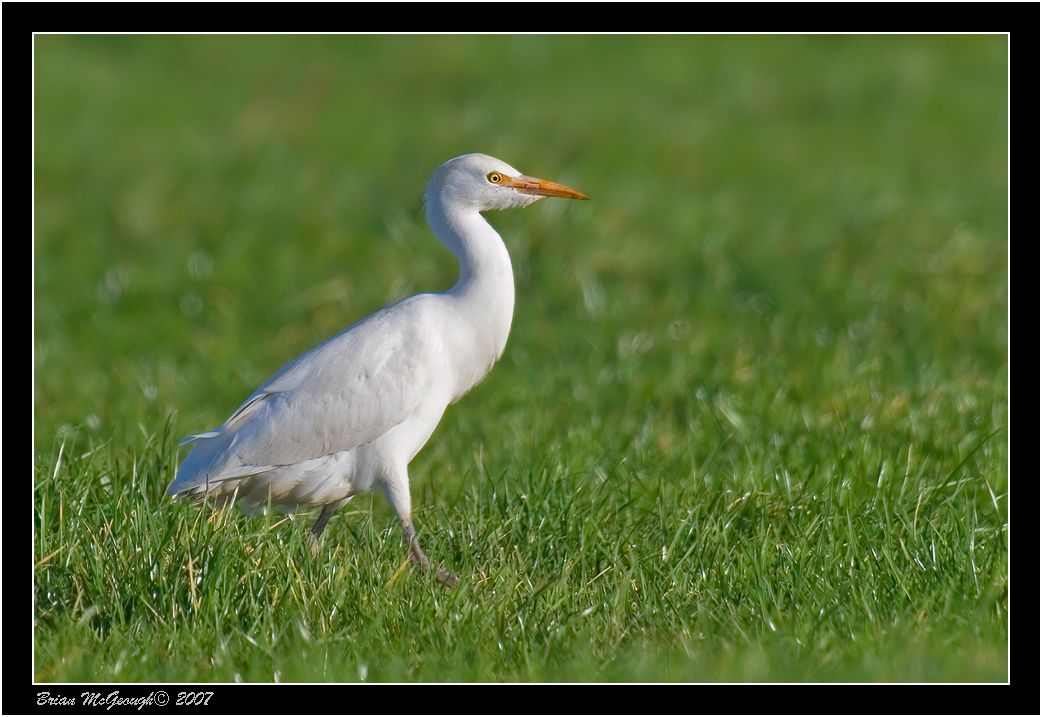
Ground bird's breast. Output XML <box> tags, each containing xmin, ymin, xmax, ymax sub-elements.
<box><xmin>441</xmin><ymin>299</ymin><xmax>513</xmax><ymax>405</ymax></box>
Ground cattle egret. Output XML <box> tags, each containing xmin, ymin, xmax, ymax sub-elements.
<box><xmin>167</xmin><ymin>153</ymin><xmax>589</xmax><ymax>587</ymax></box>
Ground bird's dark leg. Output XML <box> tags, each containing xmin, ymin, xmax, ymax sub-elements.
<box><xmin>382</xmin><ymin>478</ymin><xmax>458</xmax><ymax>588</ymax></box>
<box><xmin>399</xmin><ymin>517</ymin><xmax>459</xmax><ymax>588</ymax></box>
<box><xmin>308</xmin><ymin>504</ymin><xmax>335</xmax><ymax>558</ymax></box>
<box><xmin>400</xmin><ymin>518</ymin><xmax>430</xmax><ymax>570</ymax></box>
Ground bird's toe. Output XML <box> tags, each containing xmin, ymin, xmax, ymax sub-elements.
<box><xmin>408</xmin><ymin>550</ymin><xmax>430</xmax><ymax>572</ymax></box>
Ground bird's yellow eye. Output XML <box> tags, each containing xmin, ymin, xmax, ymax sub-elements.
<box><xmin>487</xmin><ymin>171</ymin><xmax>503</xmax><ymax>184</ymax></box>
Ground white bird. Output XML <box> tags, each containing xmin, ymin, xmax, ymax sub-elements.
<box><xmin>167</xmin><ymin>153</ymin><xmax>588</xmax><ymax>586</ymax></box>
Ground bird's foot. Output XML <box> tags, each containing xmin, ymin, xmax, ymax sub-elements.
<box><xmin>308</xmin><ymin>532</ymin><xmax>322</xmax><ymax>559</ymax></box>
<box><xmin>408</xmin><ymin>549</ymin><xmax>457</xmax><ymax>588</ymax></box>
<box><xmin>435</xmin><ymin>569</ymin><xmax>459</xmax><ymax>589</ymax></box>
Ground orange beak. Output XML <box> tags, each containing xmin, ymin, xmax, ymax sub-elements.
<box><xmin>503</xmin><ymin>175</ymin><xmax>590</xmax><ymax>200</ymax></box>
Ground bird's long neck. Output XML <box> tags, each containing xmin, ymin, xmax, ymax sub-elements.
<box><xmin>426</xmin><ymin>199</ymin><xmax>516</xmax><ymax>365</ymax></box>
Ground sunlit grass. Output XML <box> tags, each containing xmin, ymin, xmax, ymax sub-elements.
<box><xmin>34</xmin><ymin>34</ymin><xmax>1007</xmax><ymax>682</ymax></box>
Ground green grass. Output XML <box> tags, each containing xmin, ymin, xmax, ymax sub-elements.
<box><xmin>34</xmin><ymin>35</ymin><xmax>1007</xmax><ymax>682</ymax></box>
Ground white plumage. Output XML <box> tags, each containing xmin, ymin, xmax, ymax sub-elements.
<box><xmin>168</xmin><ymin>153</ymin><xmax>588</xmax><ymax>585</ymax></box>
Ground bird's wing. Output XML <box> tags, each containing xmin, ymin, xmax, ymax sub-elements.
<box><xmin>169</xmin><ymin>296</ymin><xmax>446</xmax><ymax>494</ymax></box>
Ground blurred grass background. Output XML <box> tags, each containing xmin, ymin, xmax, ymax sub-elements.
<box><xmin>34</xmin><ymin>35</ymin><xmax>1007</xmax><ymax>682</ymax></box>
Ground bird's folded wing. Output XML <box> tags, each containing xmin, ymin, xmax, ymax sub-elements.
<box><xmin>170</xmin><ymin>298</ymin><xmax>443</xmax><ymax>493</ymax></box>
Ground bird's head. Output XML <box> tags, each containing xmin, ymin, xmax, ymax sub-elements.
<box><xmin>425</xmin><ymin>153</ymin><xmax>589</xmax><ymax>213</ymax></box>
